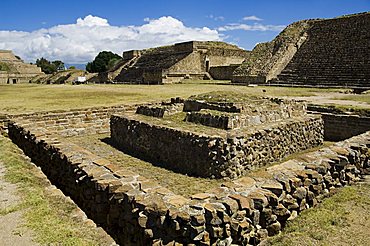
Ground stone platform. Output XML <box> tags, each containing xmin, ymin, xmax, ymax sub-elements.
<box><xmin>111</xmin><ymin>94</ymin><xmax>323</xmax><ymax>179</ymax></box>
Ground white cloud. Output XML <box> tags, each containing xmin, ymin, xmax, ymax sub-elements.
<box><xmin>243</xmin><ymin>15</ymin><xmax>263</xmax><ymax>21</ymax></box>
<box><xmin>0</xmin><ymin>15</ymin><xmax>222</xmax><ymax>64</ymax></box>
<box><xmin>218</xmin><ymin>23</ymin><xmax>285</xmax><ymax>32</ymax></box>
<box><xmin>207</xmin><ymin>15</ymin><xmax>225</xmax><ymax>21</ymax></box>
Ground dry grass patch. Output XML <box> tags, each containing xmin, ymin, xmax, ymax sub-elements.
<box><xmin>0</xmin><ymin>83</ymin><xmax>346</xmax><ymax>114</ymax></box>
<box><xmin>0</xmin><ymin>135</ymin><xmax>113</xmax><ymax>245</ymax></box>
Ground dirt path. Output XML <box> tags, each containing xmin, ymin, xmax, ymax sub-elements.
<box><xmin>0</xmin><ymin>162</ymin><xmax>39</xmax><ymax>246</ymax></box>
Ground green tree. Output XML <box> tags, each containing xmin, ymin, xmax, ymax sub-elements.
<box><xmin>36</xmin><ymin>58</ymin><xmax>65</xmax><ymax>74</ymax></box>
<box><xmin>36</xmin><ymin>57</ymin><xmax>56</xmax><ymax>74</ymax></box>
<box><xmin>52</xmin><ymin>60</ymin><xmax>65</xmax><ymax>71</ymax></box>
<box><xmin>86</xmin><ymin>51</ymin><xmax>122</xmax><ymax>73</ymax></box>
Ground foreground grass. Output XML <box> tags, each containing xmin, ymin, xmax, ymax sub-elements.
<box><xmin>0</xmin><ymin>83</ymin><xmax>347</xmax><ymax>114</ymax></box>
<box><xmin>267</xmin><ymin>182</ymin><xmax>370</xmax><ymax>246</ymax></box>
<box><xmin>0</xmin><ymin>135</ymin><xmax>112</xmax><ymax>245</ymax></box>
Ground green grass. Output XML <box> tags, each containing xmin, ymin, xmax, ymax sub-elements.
<box><xmin>331</xmin><ymin>94</ymin><xmax>370</xmax><ymax>104</ymax></box>
<box><xmin>0</xmin><ymin>135</ymin><xmax>112</xmax><ymax>245</ymax></box>
<box><xmin>0</xmin><ymin>83</ymin><xmax>353</xmax><ymax>114</ymax></box>
<box><xmin>266</xmin><ymin>183</ymin><xmax>370</xmax><ymax>246</ymax></box>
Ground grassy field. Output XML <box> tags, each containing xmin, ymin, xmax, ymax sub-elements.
<box><xmin>331</xmin><ymin>94</ymin><xmax>370</xmax><ymax>104</ymax></box>
<box><xmin>267</xmin><ymin>182</ymin><xmax>370</xmax><ymax>246</ymax></box>
<box><xmin>0</xmin><ymin>135</ymin><xmax>113</xmax><ymax>245</ymax></box>
<box><xmin>0</xmin><ymin>83</ymin><xmax>361</xmax><ymax>114</ymax></box>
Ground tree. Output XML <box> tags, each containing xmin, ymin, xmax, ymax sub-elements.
<box><xmin>52</xmin><ymin>60</ymin><xmax>65</xmax><ymax>71</ymax></box>
<box><xmin>86</xmin><ymin>51</ymin><xmax>122</xmax><ymax>73</ymax></box>
<box><xmin>36</xmin><ymin>58</ymin><xmax>65</xmax><ymax>74</ymax></box>
<box><xmin>36</xmin><ymin>58</ymin><xmax>56</xmax><ymax>74</ymax></box>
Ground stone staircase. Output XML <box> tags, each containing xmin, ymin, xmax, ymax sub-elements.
<box><xmin>275</xmin><ymin>13</ymin><xmax>370</xmax><ymax>88</ymax></box>
<box><xmin>105</xmin><ymin>55</ymin><xmax>141</xmax><ymax>82</ymax></box>
<box><xmin>114</xmin><ymin>48</ymin><xmax>191</xmax><ymax>83</ymax></box>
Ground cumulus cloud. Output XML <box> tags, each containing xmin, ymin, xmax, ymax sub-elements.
<box><xmin>218</xmin><ymin>23</ymin><xmax>285</xmax><ymax>32</ymax></box>
<box><xmin>243</xmin><ymin>15</ymin><xmax>263</xmax><ymax>21</ymax></box>
<box><xmin>0</xmin><ymin>15</ymin><xmax>221</xmax><ymax>64</ymax></box>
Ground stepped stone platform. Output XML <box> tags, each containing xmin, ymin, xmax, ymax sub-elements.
<box><xmin>7</xmin><ymin>115</ymin><xmax>370</xmax><ymax>245</ymax></box>
<box><xmin>2</xmin><ymin>93</ymin><xmax>370</xmax><ymax>245</ymax></box>
<box><xmin>94</xmin><ymin>41</ymin><xmax>250</xmax><ymax>84</ymax></box>
<box><xmin>276</xmin><ymin>12</ymin><xmax>370</xmax><ymax>88</ymax></box>
<box><xmin>0</xmin><ymin>50</ymin><xmax>44</xmax><ymax>84</ymax></box>
<box><xmin>183</xmin><ymin>96</ymin><xmax>306</xmax><ymax>129</ymax></box>
<box><xmin>136</xmin><ymin>97</ymin><xmax>184</xmax><ymax>118</ymax></box>
<box><xmin>111</xmin><ymin>92</ymin><xmax>323</xmax><ymax>179</ymax></box>
<box><xmin>233</xmin><ymin>12</ymin><xmax>370</xmax><ymax>89</ymax></box>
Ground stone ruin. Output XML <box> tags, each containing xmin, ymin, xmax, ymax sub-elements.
<box><xmin>94</xmin><ymin>41</ymin><xmax>250</xmax><ymax>84</ymax></box>
<box><xmin>2</xmin><ymin>92</ymin><xmax>370</xmax><ymax>245</ymax></box>
<box><xmin>87</xmin><ymin>12</ymin><xmax>370</xmax><ymax>89</ymax></box>
<box><xmin>232</xmin><ymin>12</ymin><xmax>370</xmax><ymax>89</ymax></box>
<box><xmin>112</xmin><ymin>93</ymin><xmax>324</xmax><ymax>179</ymax></box>
<box><xmin>0</xmin><ymin>50</ymin><xmax>44</xmax><ymax>84</ymax></box>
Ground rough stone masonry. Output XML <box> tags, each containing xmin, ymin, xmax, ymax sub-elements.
<box><xmin>111</xmin><ymin>96</ymin><xmax>323</xmax><ymax>179</ymax></box>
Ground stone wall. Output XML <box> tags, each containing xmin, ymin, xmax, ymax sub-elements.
<box><xmin>307</xmin><ymin>105</ymin><xmax>370</xmax><ymax>141</ymax></box>
<box><xmin>183</xmin><ymin>98</ymin><xmax>306</xmax><ymax>117</ymax></box>
<box><xmin>7</xmin><ymin>120</ymin><xmax>370</xmax><ymax>245</ymax></box>
<box><xmin>319</xmin><ymin>113</ymin><xmax>370</xmax><ymax>141</ymax></box>
<box><xmin>209</xmin><ymin>65</ymin><xmax>239</xmax><ymax>80</ymax></box>
<box><xmin>0</xmin><ymin>105</ymin><xmax>138</xmax><ymax>137</ymax></box>
<box><xmin>184</xmin><ymin>107</ymin><xmax>304</xmax><ymax>130</ymax></box>
<box><xmin>183</xmin><ymin>100</ymin><xmax>242</xmax><ymax>113</ymax></box>
<box><xmin>136</xmin><ymin>103</ymin><xmax>184</xmax><ymax>118</ymax></box>
<box><xmin>111</xmin><ymin>115</ymin><xmax>324</xmax><ymax>179</ymax></box>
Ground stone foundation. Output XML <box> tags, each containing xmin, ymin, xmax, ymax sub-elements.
<box><xmin>209</xmin><ymin>65</ymin><xmax>239</xmax><ymax>80</ymax></box>
<box><xmin>183</xmin><ymin>98</ymin><xmax>306</xmax><ymax>116</ymax></box>
<box><xmin>0</xmin><ymin>104</ymin><xmax>138</xmax><ymax>137</ymax></box>
<box><xmin>7</xmin><ymin>120</ymin><xmax>370</xmax><ymax>245</ymax></box>
<box><xmin>110</xmin><ymin>115</ymin><xmax>324</xmax><ymax>179</ymax></box>
<box><xmin>184</xmin><ymin>104</ymin><xmax>306</xmax><ymax>130</ymax></box>
<box><xmin>136</xmin><ymin>103</ymin><xmax>184</xmax><ymax>118</ymax></box>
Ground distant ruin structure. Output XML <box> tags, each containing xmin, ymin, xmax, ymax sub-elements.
<box><xmin>232</xmin><ymin>12</ymin><xmax>370</xmax><ymax>89</ymax></box>
<box><xmin>97</xmin><ymin>41</ymin><xmax>250</xmax><ymax>84</ymax></box>
<box><xmin>0</xmin><ymin>50</ymin><xmax>44</xmax><ymax>84</ymax></box>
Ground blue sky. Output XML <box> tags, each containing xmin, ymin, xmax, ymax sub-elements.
<box><xmin>1</xmin><ymin>0</ymin><xmax>369</xmax><ymax>64</ymax></box>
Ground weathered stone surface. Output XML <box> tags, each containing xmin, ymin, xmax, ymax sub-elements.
<box><xmin>6</xmin><ymin>105</ymin><xmax>370</xmax><ymax>246</ymax></box>
<box><xmin>102</xmin><ymin>41</ymin><xmax>249</xmax><ymax>84</ymax></box>
<box><xmin>229</xmin><ymin>194</ymin><xmax>252</xmax><ymax>212</ymax></box>
<box><xmin>0</xmin><ymin>50</ymin><xmax>44</xmax><ymax>84</ymax></box>
<box><xmin>292</xmin><ymin>187</ymin><xmax>307</xmax><ymax>200</ymax></box>
<box><xmin>111</xmin><ymin>114</ymin><xmax>323</xmax><ymax>179</ymax></box>
<box><xmin>191</xmin><ymin>193</ymin><xmax>211</xmax><ymax>200</ymax></box>
<box><xmin>267</xmin><ymin>221</ymin><xmax>281</xmax><ymax>236</ymax></box>
<box><xmin>261</xmin><ymin>181</ymin><xmax>284</xmax><ymax>196</ymax></box>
